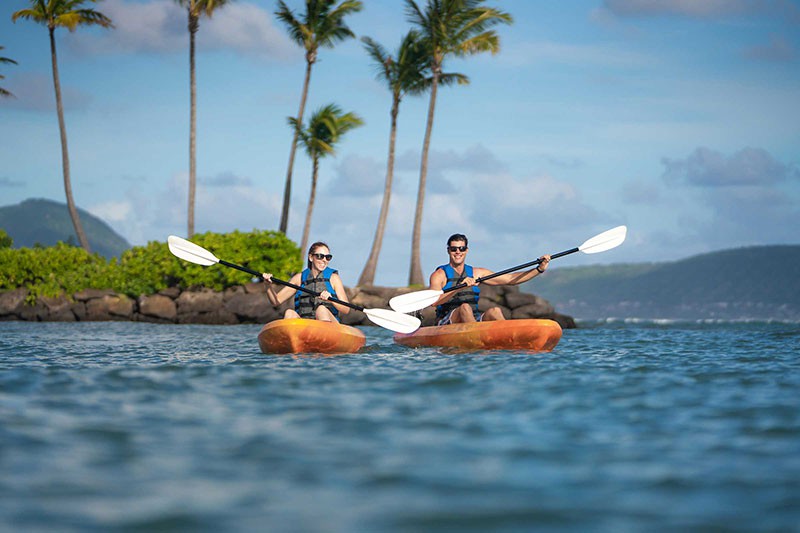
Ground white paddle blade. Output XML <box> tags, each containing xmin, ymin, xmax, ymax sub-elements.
<box><xmin>578</xmin><ymin>225</ymin><xmax>627</xmax><ymax>254</ymax></box>
<box><xmin>389</xmin><ymin>290</ymin><xmax>444</xmax><ymax>313</ymax></box>
<box><xmin>167</xmin><ymin>235</ymin><xmax>219</xmax><ymax>266</ymax></box>
<box><xmin>364</xmin><ymin>308</ymin><xmax>421</xmax><ymax>334</ymax></box>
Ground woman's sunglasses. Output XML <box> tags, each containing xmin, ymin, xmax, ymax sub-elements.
<box><xmin>448</xmin><ymin>246</ymin><xmax>467</xmax><ymax>253</ymax></box>
<box><xmin>311</xmin><ymin>253</ymin><xmax>333</xmax><ymax>261</ymax></box>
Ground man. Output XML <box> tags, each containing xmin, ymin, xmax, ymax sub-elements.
<box><xmin>430</xmin><ymin>233</ymin><xmax>551</xmax><ymax>325</ymax></box>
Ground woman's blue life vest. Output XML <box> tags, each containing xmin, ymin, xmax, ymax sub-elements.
<box><xmin>294</xmin><ymin>267</ymin><xmax>339</xmax><ymax>319</ymax></box>
<box><xmin>434</xmin><ymin>263</ymin><xmax>481</xmax><ymax>322</ymax></box>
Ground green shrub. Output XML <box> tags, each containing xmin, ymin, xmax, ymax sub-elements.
<box><xmin>0</xmin><ymin>242</ymin><xmax>109</xmax><ymax>301</ymax></box>
<box><xmin>0</xmin><ymin>229</ymin><xmax>12</xmax><ymax>249</ymax></box>
<box><xmin>0</xmin><ymin>230</ymin><xmax>302</xmax><ymax>299</ymax></box>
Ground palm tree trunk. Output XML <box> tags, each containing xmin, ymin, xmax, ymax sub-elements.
<box><xmin>299</xmin><ymin>154</ymin><xmax>319</xmax><ymax>258</ymax></box>
<box><xmin>409</xmin><ymin>74</ymin><xmax>439</xmax><ymax>286</ymax></box>
<box><xmin>50</xmin><ymin>27</ymin><xmax>90</xmax><ymax>253</ymax></box>
<box><xmin>187</xmin><ymin>10</ymin><xmax>198</xmax><ymax>238</ymax></box>
<box><xmin>280</xmin><ymin>59</ymin><xmax>314</xmax><ymax>234</ymax></box>
<box><xmin>358</xmin><ymin>97</ymin><xmax>400</xmax><ymax>286</ymax></box>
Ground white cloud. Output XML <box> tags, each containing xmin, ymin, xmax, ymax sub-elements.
<box><xmin>89</xmin><ymin>200</ymin><xmax>132</xmax><ymax>222</ymax></box>
<box><xmin>204</xmin><ymin>2</ymin><xmax>295</xmax><ymax>59</ymax></box>
<box><xmin>622</xmin><ymin>179</ymin><xmax>662</xmax><ymax>204</ymax></box>
<box><xmin>662</xmin><ymin>147</ymin><xmax>799</xmax><ymax>187</ymax></box>
<box><xmin>472</xmin><ymin>173</ymin><xmax>605</xmax><ymax>234</ymax></box>
<box><xmin>70</xmin><ymin>0</ymin><xmax>296</xmax><ymax>60</ymax></box>
<box><xmin>97</xmin><ymin>171</ymin><xmax>283</xmax><ymax>245</ymax></box>
<box><xmin>657</xmin><ymin>146</ymin><xmax>800</xmax><ymax>253</ymax></box>
<box><xmin>201</xmin><ymin>173</ymin><xmax>254</xmax><ymax>187</ymax></box>
<box><xmin>394</xmin><ymin>144</ymin><xmax>507</xmax><ymax>195</ymax></box>
<box><xmin>327</xmin><ymin>154</ymin><xmax>386</xmax><ymax>197</ymax></box>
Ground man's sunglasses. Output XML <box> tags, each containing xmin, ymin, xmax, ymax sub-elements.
<box><xmin>311</xmin><ymin>253</ymin><xmax>333</xmax><ymax>261</ymax></box>
<box><xmin>448</xmin><ymin>246</ymin><xmax>467</xmax><ymax>253</ymax></box>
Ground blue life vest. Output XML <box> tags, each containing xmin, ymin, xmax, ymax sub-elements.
<box><xmin>294</xmin><ymin>267</ymin><xmax>339</xmax><ymax>318</ymax></box>
<box><xmin>435</xmin><ymin>263</ymin><xmax>480</xmax><ymax>321</ymax></box>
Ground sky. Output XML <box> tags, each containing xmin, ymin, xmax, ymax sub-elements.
<box><xmin>1</xmin><ymin>0</ymin><xmax>799</xmax><ymax>287</ymax></box>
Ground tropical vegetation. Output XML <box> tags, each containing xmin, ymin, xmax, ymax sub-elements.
<box><xmin>356</xmin><ymin>31</ymin><xmax>466</xmax><ymax>286</ymax></box>
<box><xmin>5</xmin><ymin>0</ymin><xmax>518</xmax><ymax>290</ymax></box>
<box><xmin>176</xmin><ymin>0</ymin><xmax>233</xmax><ymax>239</ymax></box>
<box><xmin>356</xmin><ymin>32</ymin><xmax>428</xmax><ymax>286</ymax></box>
<box><xmin>275</xmin><ymin>0</ymin><xmax>363</xmax><ymax>235</ymax></box>
<box><xmin>11</xmin><ymin>0</ymin><xmax>114</xmax><ymax>254</ymax></box>
<box><xmin>0</xmin><ymin>229</ymin><xmax>12</xmax><ymax>249</ymax></box>
<box><xmin>0</xmin><ymin>45</ymin><xmax>17</xmax><ymax>98</ymax></box>
<box><xmin>404</xmin><ymin>0</ymin><xmax>512</xmax><ymax>285</ymax></box>
<box><xmin>289</xmin><ymin>104</ymin><xmax>363</xmax><ymax>256</ymax></box>
<box><xmin>0</xmin><ymin>230</ymin><xmax>302</xmax><ymax>302</ymax></box>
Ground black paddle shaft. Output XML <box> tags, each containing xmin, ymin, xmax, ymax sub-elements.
<box><xmin>442</xmin><ymin>246</ymin><xmax>579</xmax><ymax>294</ymax></box>
<box><xmin>218</xmin><ymin>259</ymin><xmax>364</xmax><ymax>312</ymax></box>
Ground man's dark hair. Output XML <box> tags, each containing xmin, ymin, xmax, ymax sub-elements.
<box><xmin>447</xmin><ymin>233</ymin><xmax>468</xmax><ymax>247</ymax></box>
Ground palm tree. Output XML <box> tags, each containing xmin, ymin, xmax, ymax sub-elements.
<box><xmin>404</xmin><ymin>0</ymin><xmax>512</xmax><ymax>285</ymax></box>
<box><xmin>356</xmin><ymin>32</ymin><xmax>466</xmax><ymax>286</ymax></box>
<box><xmin>0</xmin><ymin>46</ymin><xmax>18</xmax><ymax>98</ymax></box>
<box><xmin>289</xmin><ymin>104</ymin><xmax>363</xmax><ymax>256</ymax></box>
<box><xmin>275</xmin><ymin>0</ymin><xmax>363</xmax><ymax>235</ymax></box>
<box><xmin>12</xmin><ymin>1</ymin><xmax>114</xmax><ymax>253</ymax></box>
<box><xmin>176</xmin><ymin>0</ymin><xmax>232</xmax><ymax>239</ymax></box>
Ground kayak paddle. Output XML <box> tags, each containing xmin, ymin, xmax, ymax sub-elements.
<box><xmin>167</xmin><ymin>235</ymin><xmax>421</xmax><ymax>334</ymax></box>
<box><xmin>388</xmin><ymin>225</ymin><xmax>628</xmax><ymax>313</ymax></box>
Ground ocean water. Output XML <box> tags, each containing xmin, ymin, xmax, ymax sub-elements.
<box><xmin>1</xmin><ymin>320</ymin><xmax>798</xmax><ymax>532</ymax></box>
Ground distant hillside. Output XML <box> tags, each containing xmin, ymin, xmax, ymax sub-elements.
<box><xmin>524</xmin><ymin>245</ymin><xmax>800</xmax><ymax>321</ymax></box>
<box><xmin>0</xmin><ymin>198</ymin><xmax>131</xmax><ymax>258</ymax></box>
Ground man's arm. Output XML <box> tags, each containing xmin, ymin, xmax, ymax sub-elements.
<box><xmin>479</xmin><ymin>255</ymin><xmax>551</xmax><ymax>286</ymax></box>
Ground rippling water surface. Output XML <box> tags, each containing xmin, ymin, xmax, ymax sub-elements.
<box><xmin>1</xmin><ymin>320</ymin><xmax>799</xmax><ymax>532</ymax></box>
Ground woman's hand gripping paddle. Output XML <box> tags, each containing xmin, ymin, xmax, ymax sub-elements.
<box><xmin>167</xmin><ymin>236</ymin><xmax>420</xmax><ymax>333</ymax></box>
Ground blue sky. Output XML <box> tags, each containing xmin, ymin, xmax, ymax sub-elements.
<box><xmin>1</xmin><ymin>0</ymin><xmax>799</xmax><ymax>286</ymax></box>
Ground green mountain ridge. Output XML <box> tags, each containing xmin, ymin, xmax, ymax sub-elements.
<box><xmin>0</xmin><ymin>198</ymin><xmax>131</xmax><ymax>258</ymax></box>
<box><xmin>524</xmin><ymin>245</ymin><xmax>800</xmax><ymax>320</ymax></box>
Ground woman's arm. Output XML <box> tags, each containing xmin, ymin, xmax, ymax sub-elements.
<box><xmin>324</xmin><ymin>273</ymin><xmax>351</xmax><ymax>314</ymax></box>
<box><xmin>262</xmin><ymin>272</ymin><xmax>300</xmax><ymax>306</ymax></box>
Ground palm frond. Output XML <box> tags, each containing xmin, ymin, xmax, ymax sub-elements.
<box><xmin>438</xmin><ymin>72</ymin><xmax>468</xmax><ymax>87</ymax></box>
<box><xmin>456</xmin><ymin>32</ymin><xmax>500</xmax><ymax>56</ymax></box>
<box><xmin>404</xmin><ymin>0</ymin><xmax>426</xmax><ymax>27</ymax></box>
<box><xmin>294</xmin><ymin>103</ymin><xmax>363</xmax><ymax>160</ymax></box>
<box><xmin>200</xmin><ymin>0</ymin><xmax>233</xmax><ymax>18</ymax></box>
<box><xmin>275</xmin><ymin>1</ymin><xmax>306</xmax><ymax>47</ymax></box>
<box><xmin>11</xmin><ymin>8</ymin><xmax>45</xmax><ymax>24</ymax></box>
<box><xmin>13</xmin><ymin>1</ymin><xmax>113</xmax><ymax>30</ymax></box>
<box><xmin>0</xmin><ymin>47</ymin><xmax>19</xmax><ymax>66</ymax></box>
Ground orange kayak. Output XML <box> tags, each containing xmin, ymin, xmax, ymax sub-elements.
<box><xmin>258</xmin><ymin>318</ymin><xmax>366</xmax><ymax>355</ymax></box>
<box><xmin>393</xmin><ymin>319</ymin><xmax>562</xmax><ymax>352</ymax></box>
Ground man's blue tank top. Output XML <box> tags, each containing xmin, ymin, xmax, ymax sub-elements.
<box><xmin>435</xmin><ymin>263</ymin><xmax>480</xmax><ymax>321</ymax></box>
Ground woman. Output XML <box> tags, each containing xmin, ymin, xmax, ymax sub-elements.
<box><xmin>262</xmin><ymin>242</ymin><xmax>351</xmax><ymax>322</ymax></box>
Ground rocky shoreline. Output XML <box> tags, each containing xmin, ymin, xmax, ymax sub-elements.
<box><xmin>0</xmin><ymin>283</ymin><xmax>576</xmax><ymax>329</ymax></box>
